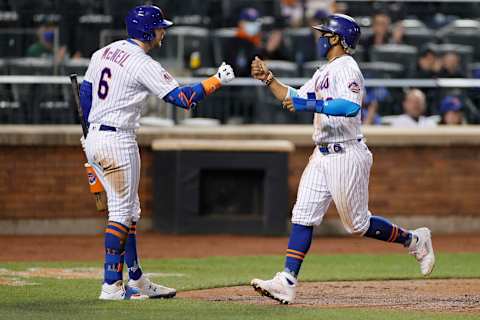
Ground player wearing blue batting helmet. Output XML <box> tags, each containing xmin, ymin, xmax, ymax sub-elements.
<box><xmin>313</xmin><ymin>14</ymin><xmax>361</xmax><ymax>58</ymax></box>
<box><xmin>125</xmin><ymin>5</ymin><xmax>173</xmax><ymax>42</ymax></box>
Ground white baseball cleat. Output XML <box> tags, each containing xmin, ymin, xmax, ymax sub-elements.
<box><xmin>251</xmin><ymin>271</ymin><xmax>297</xmax><ymax>304</ymax></box>
<box><xmin>409</xmin><ymin>227</ymin><xmax>435</xmax><ymax>276</ymax></box>
<box><xmin>127</xmin><ymin>275</ymin><xmax>176</xmax><ymax>299</ymax></box>
<box><xmin>99</xmin><ymin>280</ymin><xmax>149</xmax><ymax>300</ymax></box>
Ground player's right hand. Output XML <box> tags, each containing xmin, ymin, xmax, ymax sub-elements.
<box><xmin>251</xmin><ymin>56</ymin><xmax>269</xmax><ymax>81</ymax></box>
<box><xmin>215</xmin><ymin>62</ymin><xmax>235</xmax><ymax>84</ymax></box>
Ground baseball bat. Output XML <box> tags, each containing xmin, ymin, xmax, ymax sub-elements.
<box><xmin>69</xmin><ymin>74</ymin><xmax>89</xmax><ymax>138</ymax></box>
<box><xmin>69</xmin><ymin>74</ymin><xmax>108</xmax><ymax>213</ymax></box>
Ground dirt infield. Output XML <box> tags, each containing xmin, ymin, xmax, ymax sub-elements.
<box><xmin>180</xmin><ymin>279</ymin><xmax>480</xmax><ymax>313</ymax></box>
<box><xmin>1</xmin><ymin>233</ymin><xmax>480</xmax><ymax>261</ymax></box>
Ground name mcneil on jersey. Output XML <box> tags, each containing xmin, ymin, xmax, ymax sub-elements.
<box><xmin>102</xmin><ymin>47</ymin><xmax>131</xmax><ymax>67</ymax></box>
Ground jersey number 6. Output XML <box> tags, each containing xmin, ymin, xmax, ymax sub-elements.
<box><xmin>98</xmin><ymin>68</ymin><xmax>112</xmax><ymax>100</ymax></box>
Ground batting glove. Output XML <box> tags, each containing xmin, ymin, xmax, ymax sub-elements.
<box><xmin>80</xmin><ymin>136</ymin><xmax>86</xmax><ymax>154</ymax></box>
<box><xmin>215</xmin><ymin>62</ymin><xmax>235</xmax><ymax>85</ymax></box>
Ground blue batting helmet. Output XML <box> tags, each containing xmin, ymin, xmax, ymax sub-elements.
<box><xmin>125</xmin><ymin>5</ymin><xmax>173</xmax><ymax>42</ymax></box>
<box><xmin>313</xmin><ymin>14</ymin><xmax>361</xmax><ymax>52</ymax></box>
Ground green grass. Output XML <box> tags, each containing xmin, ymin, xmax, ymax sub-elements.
<box><xmin>1</xmin><ymin>253</ymin><xmax>479</xmax><ymax>320</ymax></box>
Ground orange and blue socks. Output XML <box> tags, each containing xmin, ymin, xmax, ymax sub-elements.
<box><xmin>284</xmin><ymin>223</ymin><xmax>313</xmax><ymax>279</ymax></box>
<box><xmin>104</xmin><ymin>221</ymin><xmax>128</xmax><ymax>285</ymax></box>
<box><xmin>125</xmin><ymin>221</ymin><xmax>143</xmax><ymax>281</ymax></box>
<box><xmin>364</xmin><ymin>216</ymin><xmax>414</xmax><ymax>247</ymax></box>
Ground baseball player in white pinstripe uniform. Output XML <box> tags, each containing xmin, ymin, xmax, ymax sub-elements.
<box><xmin>79</xmin><ymin>5</ymin><xmax>234</xmax><ymax>300</ymax></box>
<box><xmin>250</xmin><ymin>14</ymin><xmax>435</xmax><ymax>304</ymax></box>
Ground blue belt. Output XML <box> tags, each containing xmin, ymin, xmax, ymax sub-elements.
<box><xmin>318</xmin><ymin>143</ymin><xmax>343</xmax><ymax>155</ymax></box>
<box><xmin>318</xmin><ymin>139</ymin><xmax>362</xmax><ymax>155</ymax></box>
<box><xmin>89</xmin><ymin>123</ymin><xmax>116</xmax><ymax>132</ymax></box>
<box><xmin>99</xmin><ymin>124</ymin><xmax>116</xmax><ymax>132</ymax></box>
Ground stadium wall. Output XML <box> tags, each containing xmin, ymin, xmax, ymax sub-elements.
<box><xmin>1</xmin><ymin>125</ymin><xmax>480</xmax><ymax>235</ymax></box>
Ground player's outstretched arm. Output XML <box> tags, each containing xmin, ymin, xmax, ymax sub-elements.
<box><xmin>251</xmin><ymin>56</ymin><xmax>289</xmax><ymax>101</ymax></box>
<box><xmin>164</xmin><ymin>62</ymin><xmax>235</xmax><ymax>109</ymax></box>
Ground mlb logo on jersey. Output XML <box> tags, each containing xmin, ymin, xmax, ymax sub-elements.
<box><xmin>88</xmin><ymin>172</ymin><xmax>97</xmax><ymax>185</ymax></box>
<box><xmin>348</xmin><ymin>81</ymin><xmax>361</xmax><ymax>93</ymax></box>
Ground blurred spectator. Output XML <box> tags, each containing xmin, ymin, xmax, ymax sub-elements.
<box><xmin>439</xmin><ymin>96</ymin><xmax>465</xmax><ymax>125</ymax></box>
<box><xmin>415</xmin><ymin>46</ymin><xmax>441</xmax><ymax>79</ymax></box>
<box><xmin>227</xmin><ymin>8</ymin><xmax>263</xmax><ymax>77</ymax></box>
<box><xmin>362</xmin><ymin>87</ymin><xmax>391</xmax><ymax>125</ymax></box>
<box><xmin>227</xmin><ymin>8</ymin><xmax>288</xmax><ymax>77</ymax></box>
<box><xmin>386</xmin><ymin>89</ymin><xmax>438</xmax><ymax>127</ymax></box>
<box><xmin>361</xmin><ymin>11</ymin><xmax>404</xmax><ymax>61</ymax></box>
<box><xmin>26</xmin><ymin>24</ymin><xmax>66</xmax><ymax>62</ymax></box>
<box><xmin>438</xmin><ymin>51</ymin><xmax>465</xmax><ymax>78</ymax></box>
<box><xmin>281</xmin><ymin>0</ymin><xmax>304</xmax><ymax>27</ymax></box>
<box><xmin>301</xmin><ymin>9</ymin><xmax>330</xmax><ymax>63</ymax></box>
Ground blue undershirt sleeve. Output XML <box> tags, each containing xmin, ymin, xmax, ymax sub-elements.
<box><xmin>79</xmin><ymin>80</ymin><xmax>92</xmax><ymax>124</ymax></box>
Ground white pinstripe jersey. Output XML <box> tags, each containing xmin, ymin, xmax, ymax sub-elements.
<box><xmin>298</xmin><ymin>55</ymin><xmax>364</xmax><ymax>144</ymax></box>
<box><xmin>85</xmin><ymin>40</ymin><xmax>179</xmax><ymax>130</ymax></box>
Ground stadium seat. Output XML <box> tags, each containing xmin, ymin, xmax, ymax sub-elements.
<box><xmin>212</xmin><ymin>28</ymin><xmax>236</xmax><ymax>67</ymax></box>
<box><xmin>0</xmin><ymin>58</ymin><xmax>23</xmax><ymax>123</ymax></box>
<box><xmin>9</xmin><ymin>58</ymin><xmax>73</xmax><ymax>124</ymax></box>
<box><xmin>370</xmin><ymin>44</ymin><xmax>418</xmax><ymax>77</ymax></box>
<box><xmin>265</xmin><ymin>60</ymin><xmax>298</xmax><ymax>78</ymax></box>
<box><xmin>431</xmin><ymin>43</ymin><xmax>474</xmax><ymax>74</ymax></box>
<box><xmin>302</xmin><ymin>60</ymin><xmax>327</xmax><ymax>77</ymax></box>
<box><xmin>76</xmin><ymin>14</ymin><xmax>113</xmax><ymax>57</ymax></box>
<box><xmin>63</xmin><ymin>58</ymin><xmax>90</xmax><ymax>77</ymax></box>
<box><xmin>359</xmin><ymin>62</ymin><xmax>404</xmax><ymax>79</ymax></box>
<box><xmin>400</xmin><ymin>20</ymin><xmax>435</xmax><ymax>49</ymax></box>
<box><xmin>98</xmin><ymin>29</ymin><xmax>128</xmax><ymax>48</ymax></box>
<box><xmin>283</xmin><ymin>28</ymin><xmax>315</xmax><ymax>66</ymax></box>
<box><xmin>433</xmin><ymin>20</ymin><xmax>480</xmax><ymax>61</ymax></box>
<box><xmin>159</xmin><ymin>26</ymin><xmax>213</xmax><ymax>69</ymax></box>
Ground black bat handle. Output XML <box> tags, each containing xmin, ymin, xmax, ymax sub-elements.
<box><xmin>70</xmin><ymin>74</ymin><xmax>89</xmax><ymax>138</ymax></box>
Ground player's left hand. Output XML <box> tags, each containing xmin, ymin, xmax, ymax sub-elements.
<box><xmin>282</xmin><ymin>97</ymin><xmax>296</xmax><ymax>112</ymax></box>
<box><xmin>215</xmin><ymin>62</ymin><xmax>235</xmax><ymax>85</ymax></box>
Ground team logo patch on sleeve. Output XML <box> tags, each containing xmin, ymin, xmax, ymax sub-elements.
<box><xmin>348</xmin><ymin>81</ymin><xmax>361</xmax><ymax>93</ymax></box>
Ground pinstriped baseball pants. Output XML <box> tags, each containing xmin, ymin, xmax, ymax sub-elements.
<box><xmin>291</xmin><ymin>140</ymin><xmax>373</xmax><ymax>234</ymax></box>
<box><xmin>85</xmin><ymin>127</ymin><xmax>141</xmax><ymax>226</ymax></box>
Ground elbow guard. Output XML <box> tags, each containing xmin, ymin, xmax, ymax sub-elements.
<box><xmin>79</xmin><ymin>81</ymin><xmax>92</xmax><ymax>124</ymax></box>
<box><xmin>164</xmin><ymin>83</ymin><xmax>206</xmax><ymax>109</ymax></box>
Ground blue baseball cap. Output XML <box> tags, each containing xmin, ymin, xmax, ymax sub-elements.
<box><xmin>239</xmin><ymin>8</ymin><xmax>259</xmax><ymax>21</ymax></box>
<box><xmin>440</xmin><ymin>96</ymin><xmax>462</xmax><ymax>113</ymax></box>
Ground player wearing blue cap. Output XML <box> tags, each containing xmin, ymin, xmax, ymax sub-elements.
<box><xmin>250</xmin><ymin>14</ymin><xmax>435</xmax><ymax>304</ymax></box>
<box><xmin>80</xmin><ymin>5</ymin><xmax>235</xmax><ymax>300</ymax></box>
